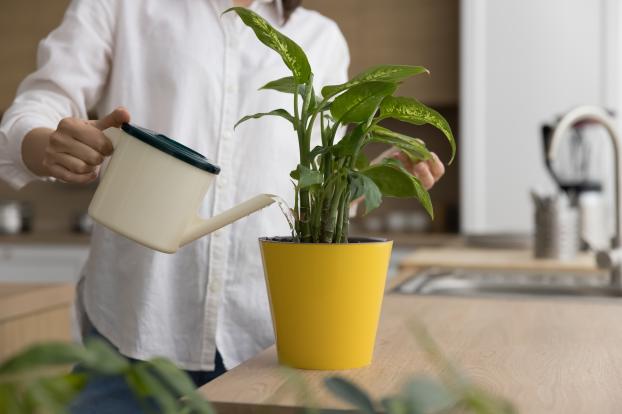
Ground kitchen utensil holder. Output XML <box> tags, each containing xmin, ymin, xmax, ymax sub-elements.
<box><xmin>534</xmin><ymin>199</ymin><xmax>580</xmax><ymax>260</ymax></box>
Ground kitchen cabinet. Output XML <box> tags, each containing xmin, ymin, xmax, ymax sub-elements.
<box><xmin>0</xmin><ymin>0</ymin><xmax>70</xmax><ymax>110</ymax></box>
<box><xmin>308</xmin><ymin>0</ymin><xmax>458</xmax><ymax>106</ymax></box>
<box><xmin>0</xmin><ymin>244</ymin><xmax>88</xmax><ymax>282</ymax></box>
<box><xmin>0</xmin><ymin>283</ymin><xmax>75</xmax><ymax>360</ymax></box>
<box><xmin>461</xmin><ymin>0</ymin><xmax>622</xmax><ymax>233</ymax></box>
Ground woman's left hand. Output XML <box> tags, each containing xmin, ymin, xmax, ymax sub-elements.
<box><xmin>376</xmin><ymin>147</ymin><xmax>445</xmax><ymax>190</ymax></box>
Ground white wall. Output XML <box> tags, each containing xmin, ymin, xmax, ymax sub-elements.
<box><xmin>460</xmin><ymin>0</ymin><xmax>622</xmax><ymax>234</ymax></box>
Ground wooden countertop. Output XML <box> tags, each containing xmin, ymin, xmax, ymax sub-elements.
<box><xmin>0</xmin><ymin>231</ymin><xmax>90</xmax><ymax>245</ymax></box>
<box><xmin>0</xmin><ymin>283</ymin><xmax>75</xmax><ymax>322</ymax></box>
<box><xmin>200</xmin><ymin>294</ymin><xmax>622</xmax><ymax>414</ymax></box>
<box><xmin>398</xmin><ymin>247</ymin><xmax>598</xmax><ymax>272</ymax></box>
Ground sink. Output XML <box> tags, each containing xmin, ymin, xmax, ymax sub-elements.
<box><xmin>393</xmin><ymin>267</ymin><xmax>622</xmax><ymax>298</ymax></box>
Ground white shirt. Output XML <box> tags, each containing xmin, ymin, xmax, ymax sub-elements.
<box><xmin>0</xmin><ymin>0</ymin><xmax>349</xmax><ymax>370</ymax></box>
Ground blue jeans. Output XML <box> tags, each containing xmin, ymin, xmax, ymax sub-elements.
<box><xmin>69</xmin><ymin>327</ymin><xmax>226</xmax><ymax>414</ymax></box>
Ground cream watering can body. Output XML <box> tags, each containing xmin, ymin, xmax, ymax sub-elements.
<box><xmin>88</xmin><ymin>124</ymin><xmax>275</xmax><ymax>253</ymax></box>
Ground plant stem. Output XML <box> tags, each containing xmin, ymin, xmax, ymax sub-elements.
<box><xmin>297</xmin><ymin>78</ymin><xmax>315</xmax><ymax>242</ymax></box>
<box><xmin>321</xmin><ymin>174</ymin><xmax>346</xmax><ymax>243</ymax></box>
<box><xmin>334</xmin><ymin>181</ymin><xmax>350</xmax><ymax>243</ymax></box>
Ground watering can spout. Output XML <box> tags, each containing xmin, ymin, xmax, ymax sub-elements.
<box><xmin>180</xmin><ymin>194</ymin><xmax>276</xmax><ymax>246</ymax></box>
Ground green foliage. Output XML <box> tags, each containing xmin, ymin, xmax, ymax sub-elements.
<box><xmin>224</xmin><ymin>8</ymin><xmax>311</xmax><ymax>83</ymax></box>
<box><xmin>0</xmin><ymin>339</ymin><xmax>214</xmax><ymax>414</ymax></box>
<box><xmin>321</xmin><ymin>65</ymin><xmax>429</xmax><ymax>98</ymax></box>
<box><xmin>234</xmin><ymin>109</ymin><xmax>294</xmax><ymax>129</ymax></box>
<box><xmin>324</xmin><ymin>377</ymin><xmax>376</xmax><ymax>414</ymax></box>
<box><xmin>330</xmin><ymin>82</ymin><xmax>396</xmax><ymax>123</ymax></box>
<box><xmin>230</xmin><ymin>8</ymin><xmax>456</xmax><ymax>243</ymax></box>
<box><xmin>379</xmin><ymin>96</ymin><xmax>456</xmax><ymax>163</ymax></box>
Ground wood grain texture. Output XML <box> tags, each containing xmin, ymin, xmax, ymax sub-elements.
<box><xmin>0</xmin><ymin>283</ymin><xmax>74</xmax><ymax>321</ymax></box>
<box><xmin>0</xmin><ymin>0</ymin><xmax>70</xmax><ymax>110</ymax></box>
<box><xmin>0</xmin><ymin>283</ymin><xmax>75</xmax><ymax>360</ymax></box>
<box><xmin>200</xmin><ymin>294</ymin><xmax>622</xmax><ymax>414</ymax></box>
<box><xmin>398</xmin><ymin>248</ymin><xmax>599</xmax><ymax>273</ymax></box>
<box><xmin>0</xmin><ymin>305</ymin><xmax>73</xmax><ymax>361</ymax></box>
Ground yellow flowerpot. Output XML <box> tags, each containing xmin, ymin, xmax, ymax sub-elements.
<box><xmin>259</xmin><ymin>237</ymin><xmax>393</xmax><ymax>370</ymax></box>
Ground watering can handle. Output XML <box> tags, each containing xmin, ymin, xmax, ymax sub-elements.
<box><xmin>180</xmin><ymin>194</ymin><xmax>276</xmax><ymax>246</ymax></box>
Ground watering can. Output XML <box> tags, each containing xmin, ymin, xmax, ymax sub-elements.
<box><xmin>88</xmin><ymin>123</ymin><xmax>275</xmax><ymax>253</ymax></box>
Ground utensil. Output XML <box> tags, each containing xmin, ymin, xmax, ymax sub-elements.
<box><xmin>88</xmin><ymin>124</ymin><xmax>275</xmax><ymax>253</ymax></box>
<box><xmin>0</xmin><ymin>201</ymin><xmax>23</xmax><ymax>235</ymax></box>
<box><xmin>532</xmin><ymin>192</ymin><xmax>580</xmax><ymax>260</ymax></box>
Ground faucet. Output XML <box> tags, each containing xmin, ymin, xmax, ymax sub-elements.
<box><xmin>547</xmin><ymin>105</ymin><xmax>622</xmax><ymax>288</ymax></box>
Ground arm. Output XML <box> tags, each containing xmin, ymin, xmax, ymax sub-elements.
<box><xmin>0</xmin><ymin>0</ymin><xmax>120</xmax><ymax>188</ymax></box>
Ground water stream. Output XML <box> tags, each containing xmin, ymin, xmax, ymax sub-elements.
<box><xmin>269</xmin><ymin>195</ymin><xmax>298</xmax><ymax>241</ymax></box>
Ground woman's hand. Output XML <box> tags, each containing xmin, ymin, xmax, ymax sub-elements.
<box><xmin>374</xmin><ymin>146</ymin><xmax>445</xmax><ymax>190</ymax></box>
<box><xmin>41</xmin><ymin>107</ymin><xmax>130</xmax><ymax>184</ymax></box>
<box><xmin>349</xmin><ymin>147</ymin><xmax>445</xmax><ymax>215</ymax></box>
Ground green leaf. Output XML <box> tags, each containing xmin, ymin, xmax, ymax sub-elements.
<box><xmin>330</xmin><ymin>82</ymin><xmax>396</xmax><ymax>124</ymax></box>
<box><xmin>225</xmin><ymin>7</ymin><xmax>311</xmax><ymax>83</ymax></box>
<box><xmin>132</xmin><ymin>364</ymin><xmax>179</xmax><ymax>414</ymax></box>
<box><xmin>25</xmin><ymin>374</ymin><xmax>88</xmax><ymax>414</ymax></box>
<box><xmin>148</xmin><ymin>358</ymin><xmax>216</xmax><ymax>414</ymax></box>
<box><xmin>291</xmin><ymin>165</ymin><xmax>322</xmax><ymax>189</ymax></box>
<box><xmin>0</xmin><ymin>385</ymin><xmax>24</xmax><ymax>414</ymax></box>
<box><xmin>25</xmin><ymin>381</ymin><xmax>67</xmax><ymax>414</ymax></box>
<box><xmin>234</xmin><ymin>109</ymin><xmax>294</xmax><ymax>129</ymax></box>
<box><xmin>368</xmin><ymin>126</ymin><xmax>432</xmax><ymax>162</ymax></box>
<box><xmin>0</xmin><ymin>342</ymin><xmax>89</xmax><ymax>374</ymax></box>
<box><xmin>402</xmin><ymin>376</ymin><xmax>456</xmax><ymax>414</ymax></box>
<box><xmin>310</xmin><ymin>145</ymin><xmax>331</xmax><ymax>162</ymax></box>
<box><xmin>260</xmin><ymin>77</ymin><xmax>317</xmax><ymax>110</ymax></box>
<box><xmin>355</xmin><ymin>152</ymin><xmax>370</xmax><ymax>170</ymax></box>
<box><xmin>380</xmin><ymin>397</ymin><xmax>409</xmax><ymax>414</ymax></box>
<box><xmin>332</xmin><ymin>124</ymin><xmax>365</xmax><ymax>157</ymax></box>
<box><xmin>379</xmin><ymin>96</ymin><xmax>456</xmax><ymax>163</ymax></box>
<box><xmin>82</xmin><ymin>338</ymin><xmax>130</xmax><ymax>375</ymax></box>
<box><xmin>260</xmin><ymin>76</ymin><xmax>297</xmax><ymax>93</ymax></box>
<box><xmin>322</xmin><ymin>65</ymin><xmax>429</xmax><ymax>98</ymax></box>
<box><xmin>349</xmin><ymin>173</ymin><xmax>382</xmax><ymax>215</ymax></box>
<box><xmin>361</xmin><ymin>163</ymin><xmax>433</xmax><ymax>218</ymax></box>
<box><xmin>324</xmin><ymin>376</ymin><xmax>376</xmax><ymax>414</ymax></box>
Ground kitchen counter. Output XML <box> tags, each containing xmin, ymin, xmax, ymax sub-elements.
<box><xmin>0</xmin><ymin>283</ymin><xmax>75</xmax><ymax>359</ymax></box>
<box><xmin>0</xmin><ymin>231</ymin><xmax>90</xmax><ymax>245</ymax></box>
<box><xmin>387</xmin><ymin>247</ymin><xmax>599</xmax><ymax>290</ymax></box>
<box><xmin>200</xmin><ymin>293</ymin><xmax>622</xmax><ymax>414</ymax></box>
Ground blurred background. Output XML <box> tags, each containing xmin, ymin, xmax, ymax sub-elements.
<box><xmin>0</xmin><ymin>0</ymin><xmax>620</xmax><ymax>358</ymax></box>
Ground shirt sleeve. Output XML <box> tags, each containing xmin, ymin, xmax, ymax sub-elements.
<box><xmin>0</xmin><ymin>0</ymin><xmax>116</xmax><ymax>189</ymax></box>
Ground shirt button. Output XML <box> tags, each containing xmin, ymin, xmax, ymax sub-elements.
<box><xmin>223</xmin><ymin>131</ymin><xmax>233</xmax><ymax>139</ymax></box>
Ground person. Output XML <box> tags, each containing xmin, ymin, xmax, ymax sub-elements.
<box><xmin>0</xmin><ymin>0</ymin><xmax>445</xmax><ymax>412</ymax></box>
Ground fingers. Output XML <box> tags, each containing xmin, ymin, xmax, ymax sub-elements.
<box><xmin>412</xmin><ymin>162</ymin><xmax>436</xmax><ymax>189</ymax></box>
<box><xmin>49</xmin><ymin>132</ymin><xmax>105</xmax><ymax>165</ymax></box>
<box><xmin>413</xmin><ymin>152</ymin><xmax>445</xmax><ymax>190</ymax></box>
<box><xmin>427</xmin><ymin>153</ymin><xmax>445</xmax><ymax>179</ymax></box>
<box><xmin>92</xmin><ymin>107</ymin><xmax>131</xmax><ymax>131</ymax></box>
<box><xmin>371</xmin><ymin>146</ymin><xmax>446</xmax><ymax>190</ymax></box>
<box><xmin>44</xmin><ymin>109</ymin><xmax>129</xmax><ymax>184</ymax></box>
<box><xmin>57</xmin><ymin>117</ymin><xmax>114</xmax><ymax>156</ymax></box>
<box><xmin>45</xmin><ymin>162</ymin><xmax>97</xmax><ymax>184</ymax></box>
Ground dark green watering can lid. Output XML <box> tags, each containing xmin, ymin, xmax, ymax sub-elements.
<box><xmin>121</xmin><ymin>123</ymin><xmax>221</xmax><ymax>174</ymax></box>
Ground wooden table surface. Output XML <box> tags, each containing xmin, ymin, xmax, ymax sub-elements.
<box><xmin>200</xmin><ymin>294</ymin><xmax>622</xmax><ymax>414</ymax></box>
<box><xmin>0</xmin><ymin>283</ymin><xmax>74</xmax><ymax>322</ymax></box>
<box><xmin>398</xmin><ymin>248</ymin><xmax>598</xmax><ymax>272</ymax></box>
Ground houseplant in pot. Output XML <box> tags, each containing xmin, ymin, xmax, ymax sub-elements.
<box><xmin>226</xmin><ymin>8</ymin><xmax>455</xmax><ymax>370</ymax></box>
